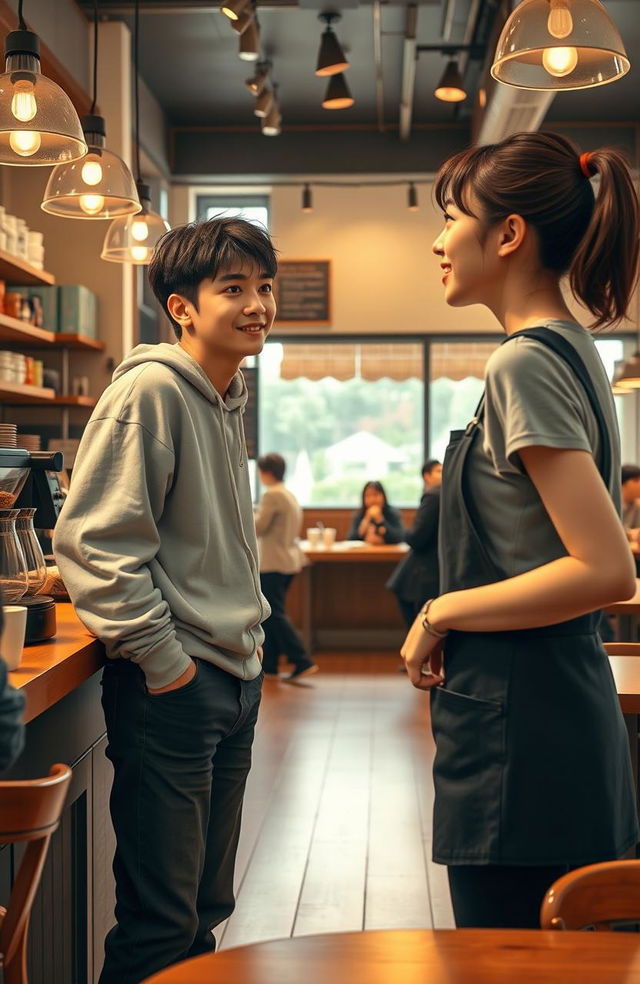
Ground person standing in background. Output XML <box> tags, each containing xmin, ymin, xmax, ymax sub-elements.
<box><xmin>621</xmin><ymin>464</ymin><xmax>640</xmax><ymax>575</ymax></box>
<box><xmin>255</xmin><ymin>453</ymin><xmax>318</xmax><ymax>682</ymax></box>
<box><xmin>388</xmin><ymin>460</ymin><xmax>442</xmax><ymax>628</ymax></box>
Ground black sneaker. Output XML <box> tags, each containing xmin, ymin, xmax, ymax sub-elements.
<box><xmin>284</xmin><ymin>663</ymin><xmax>319</xmax><ymax>683</ymax></box>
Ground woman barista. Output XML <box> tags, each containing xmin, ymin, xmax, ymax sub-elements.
<box><xmin>402</xmin><ymin>132</ymin><xmax>639</xmax><ymax>929</ymax></box>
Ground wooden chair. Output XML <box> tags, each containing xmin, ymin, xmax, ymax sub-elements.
<box><xmin>0</xmin><ymin>763</ymin><xmax>72</xmax><ymax>984</ymax></box>
<box><xmin>540</xmin><ymin>860</ymin><xmax>640</xmax><ymax>931</ymax></box>
<box><xmin>604</xmin><ymin>643</ymin><xmax>640</xmax><ymax>657</ymax></box>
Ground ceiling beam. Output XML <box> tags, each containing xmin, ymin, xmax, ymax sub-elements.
<box><xmin>399</xmin><ymin>4</ymin><xmax>418</xmax><ymax>143</ymax></box>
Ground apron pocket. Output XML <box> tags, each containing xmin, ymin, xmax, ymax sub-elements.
<box><xmin>430</xmin><ymin>686</ymin><xmax>505</xmax><ymax>861</ymax></box>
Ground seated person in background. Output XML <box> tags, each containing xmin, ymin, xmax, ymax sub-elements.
<box><xmin>347</xmin><ymin>481</ymin><xmax>404</xmax><ymax>545</ymax></box>
<box><xmin>0</xmin><ymin>591</ymin><xmax>26</xmax><ymax>772</ymax></box>
<box><xmin>255</xmin><ymin>453</ymin><xmax>318</xmax><ymax>681</ymax></box>
<box><xmin>622</xmin><ymin>464</ymin><xmax>640</xmax><ymax>576</ymax></box>
<box><xmin>387</xmin><ymin>459</ymin><xmax>442</xmax><ymax>628</ymax></box>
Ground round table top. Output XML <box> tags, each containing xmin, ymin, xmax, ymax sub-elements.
<box><xmin>142</xmin><ymin>929</ymin><xmax>640</xmax><ymax>984</ymax></box>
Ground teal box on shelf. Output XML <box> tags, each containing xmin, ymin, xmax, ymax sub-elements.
<box><xmin>24</xmin><ymin>285</ymin><xmax>59</xmax><ymax>333</ymax></box>
<box><xmin>58</xmin><ymin>285</ymin><xmax>98</xmax><ymax>339</ymax></box>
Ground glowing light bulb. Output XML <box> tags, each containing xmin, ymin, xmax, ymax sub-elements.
<box><xmin>9</xmin><ymin>129</ymin><xmax>41</xmax><ymax>157</ymax></box>
<box><xmin>542</xmin><ymin>45</ymin><xmax>578</xmax><ymax>77</ymax></box>
<box><xmin>81</xmin><ymin>159</ymin><xmax>103</xmax><ymax>186</ymax></box>
<box><xmin>131</xmin><ymin>219</ymin><xmax>150</xmax><ymax>242</ymax></box>
<box><xmin>10</xmin><ymin>80</ymin><xmax>37</xmax><ymax>123</ymax></box>
<box><xmin>547</xmin><ymin>0</ymin><xmax>573</xmax><ymax>40</ymax></box>
<box><xmin>79</xmin><ymin>194</ymin><xmax>105</xmax><ymax>215</ymax></box>
<box><xmin>131</xmin><ymin>245</ymin><xmax>150</xmax><ymax>262</ymax></box>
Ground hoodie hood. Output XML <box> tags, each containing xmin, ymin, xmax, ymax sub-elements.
<box><xmin>112</xmin><ymin>342</ymin><xmax>248</xmax><ymax>412</ymax></box>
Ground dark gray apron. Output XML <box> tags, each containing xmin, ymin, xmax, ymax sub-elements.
<box><xmin>431</xmin><ymin>327</ymin><xmax>639</xmax><ymax>866</ymax></box>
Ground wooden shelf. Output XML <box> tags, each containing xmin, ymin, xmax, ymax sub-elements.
<box><xmin>0</xmin><ymin>381</ymin><xmax>55</xmax><ymax>403</ymax></box>
<box><xmin>51</xmin><ymin>395</ymin><xmax>97</xmax><ymax>407</ymax></box>
<box><xmin>0</xmin><ymin>250</ymin><xmax>55</xmax><ymax>287</ymax></box>
<box><xmin>54</xmin><ymin>334</ymin><xmax>105</xmax><ymax>352</ymax></box>
<box><xmin>0</xmin><ymin>314</ymin><xmax>55</xmax><ymax>346</ymax></box>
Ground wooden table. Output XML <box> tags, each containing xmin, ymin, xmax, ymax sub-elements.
<box><xmin>299</xmin><ymin>542</ymin><xmax>408</xmax><ymax>653</ymax></box>
<box><xmin>143</xmin><ymin>928</ymin><xmax>640</xmax><ymax>983</ymax></box>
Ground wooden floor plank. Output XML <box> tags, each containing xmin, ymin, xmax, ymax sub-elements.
<box><xmin>218</xmin><ymin>654</ymin><xmax>453</xmax><ymax>950</ymax></box>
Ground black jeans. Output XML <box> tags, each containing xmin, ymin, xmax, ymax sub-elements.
<box><xmin>447</xmin><ymin>864</ymin><xmax>573</xmax><ymax>929</ymax></box>
<box><xmin>99</xmin><ymin>657</ymin><xmax>262</xmax><ymax>984</ymax></box>
<box><xmin>260</xmin><ymin>572</ymin><xmax>310</xmax><ymax>673</ymax></box>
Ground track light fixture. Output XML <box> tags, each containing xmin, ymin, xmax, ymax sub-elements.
<box><xmin>261</xmin><ymin>84</ymin><xmax>281</xmax><ymax>136</ymax></box>
<box><xmin>230</xmin><ymin>6</ymin><xmax>254</xmax><ymax>35</ymax></box>
<box><xmin>302</xmin><ymin>184</ymin><xmax>313</xmax><ymax>213</ymax></box>
<box><xmin>246</xmin><ymin>61</ymin><xmax>269</xmax><ymax>95</ymax></box>
<box><xmin>239</xmin><ymin>16</ymin><xmax>260</xmax><ymax>60</ymax></box>
<box><xmin>315</xmin><ymin>12</ymin><xmax>349</xmax><ymax>77</ymax></box>
<box><xmin>254</xmin><ymin>86</ymin><xmax>274</xmax><ymax>117</ymax></box>
<box><xmin>322</xmin><ymin>72</ymin><xmax>354</xmax><ymax>110</ymax></box>
<box><xmin>407</xmin><ymin>183</ymin><xmax>418</xmax><ymax>211</ymax></box>
<box><xmin>221</xmin><ymin>0</ymin><xmax>249</xmax><ymax>22</ymax></box>
<box><xmin>434</xmin><ymin>59</ymin><xmax>466</xmax><ymax>102</ymax></box>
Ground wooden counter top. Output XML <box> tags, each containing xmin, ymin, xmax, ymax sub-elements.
<box><xmin>302</xmin><ymin>542</ymin><xmax>408</xmax><ymax>563</ymax></box>
<box><xmin>8</xmin><ymin>603</ymin><xmax>105</xmax><ymax>724</ymax></box>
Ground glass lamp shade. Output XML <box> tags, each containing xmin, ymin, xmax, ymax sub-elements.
<box><xmin>491</xmin><ymin>0</ymin><xmax>630</xmax><ymax>90</ymax></box>
<box><xmin>315</xmin><ymin>27</ymin><xmax>349</xmax><ymax>77</ymax></box>
<box><xmin>0</xmin><ymin>31</ymin><xmax>87</xmax><ymax>165</ymax></box>
<box><xmin>322</xmin><ymin>73</ymin><xmax>354</xmax><ymax>110</ymax></box>
<box><xmin>41</xmin><ymin>115</ymin><xmax>141</xmax><ymax>219</ymax></box>
<box><xmin>101</xmin><ymin>185</ymin><xmax>170</xmax><ymax>265</ymax></box>
<box><xmin>434</xmin><ymin>60</ymin><xmax>467</xmax><ymax>102</ymax></box>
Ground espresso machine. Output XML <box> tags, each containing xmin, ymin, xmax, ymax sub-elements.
<box><xmin>0</xmin><ymin>447</ymin><xmax>65</xmax><ymax>643</ymax></box>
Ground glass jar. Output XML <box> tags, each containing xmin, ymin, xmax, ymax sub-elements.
<box><xmin>16</xmin><ymin>508</ymin><xmax>46</xmax><ymax>596</ymax></box>
<box><xmin>0</xmin><ymin>508</ymin><xmax>28</xmax><ymax>603</ymax></box>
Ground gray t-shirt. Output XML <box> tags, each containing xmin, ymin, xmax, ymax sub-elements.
<box><xmin>466</xmin><ymin>321</ymin><xmax>621</xmax><ymax>579</ymax></box>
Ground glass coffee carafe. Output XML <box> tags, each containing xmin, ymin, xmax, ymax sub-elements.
<box><xmin>0</xmin><ymin>508</ymin><xmax>28</xmax><ymax>603</ymax></box>
<box><xmin>16</xmin><ymin>507</ymin><xmax>47</xmax><ymax>596</ymax></box>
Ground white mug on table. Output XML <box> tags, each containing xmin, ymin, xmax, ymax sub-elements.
<box><xmin>1</xmin><ymin>605</ymin><xmax>27</xmax><ymax>670</ymax></box>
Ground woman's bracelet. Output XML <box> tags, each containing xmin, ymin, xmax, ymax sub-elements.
<box><xmin>421</xmin><ymin>598</ymin><xmax>449</xmax><ymax>639</ymax></box>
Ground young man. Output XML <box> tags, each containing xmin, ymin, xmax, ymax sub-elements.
<box><xmin>54</xmin><ymin>217</ymin><xmax>276</xmax><ymax>984</ymax></box>
<box><xmin>255</xmin><ymin>453</ymin><xmax>317</xmax><ymax>681</ymax></box>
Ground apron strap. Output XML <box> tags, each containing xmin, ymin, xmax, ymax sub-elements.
<box><xmin>501</xmin><ymin>327</ymin><xmax>612</xmax><ymax>487</ymax></box>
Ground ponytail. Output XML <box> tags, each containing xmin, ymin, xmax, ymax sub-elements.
<box><xmin>570</xmin><ymin>149</ymin><xmax>639</xmax><ymax>330</ymax></box>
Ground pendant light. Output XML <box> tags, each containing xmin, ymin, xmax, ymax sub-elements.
<box><xmin>611</xmin><ymin>360</ymin><xmax>634</xmax><ymax>395</ymax></box>
<box><xmin>491</xmin><ymin>0</ymin><xmax>630</xmax><ymax>90</ymax></box>
<box><xmin>41</xmin><ymin>0</ymin><xmax>140</xmax><ymax>219</ymax></box>
<box><xmin>239</xmin><ymin>17</ymin><xmax>260</xmax><ymax>61</ymax></box>
<box><xmin>315</xmin><ymin>12</ymin><xmax>349</xmax><ymax>77</ymax></box>
<box><xmin>322</xmin><ymin>73</ymin><xmax>354</xmax><ymax>110</ymax></box>
<box><xmin>0</xmin><ymin>0</ymin><xmax>87</xmax><ymax>165</ymax></box>
<box><xmin>434</xmin><ymin>59</ymin><xmax>467</xmax><ymax>102</ymax></box>
<box><xmin>407</xmin><ymin>183</ymin><xmax>418</xmax><ymax>211</ymax></box>
<box><xmin>102</xmin><ymin>0</ymin><xmax>169</xmax><ymax>264</ymax></box>
<box><xmin>302</xmin><ymin>184</ymin><xmax>313</xmax><ymax>213</ymax></box>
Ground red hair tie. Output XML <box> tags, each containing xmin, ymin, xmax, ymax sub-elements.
<box><xmin>579</xmin><ymin>151</ymin><xmax>596</xmax><ymax>179</ymax></box>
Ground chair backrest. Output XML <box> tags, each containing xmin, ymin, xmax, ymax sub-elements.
<box><xmin>603</xmin><ymin>642</ymin><xmax>640</xmax><ymax>657</ymax></box>
<box><xmin>0</xmin><ymin>763</ymin><xmax>72</xmax><ymax>974</ymax></box>
<box><xmin>540</xmin><ymin>860</ymin><xmax>640</xmax><ymax>930</ymax></box>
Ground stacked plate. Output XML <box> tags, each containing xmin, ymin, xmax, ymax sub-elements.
<box><xmin>0</xmin><ymin>351</ymin><xmax>27</xmax><ymax>384</ymax></box>
<box><xmin>17</xmin><ymin>433</ymin><xmax>41</xmax><ymax>452</ymax></box>
<box><xmin>0</xmin><ymin>423</ymin><xmax>18</xmax><ymax>448</ymax></box>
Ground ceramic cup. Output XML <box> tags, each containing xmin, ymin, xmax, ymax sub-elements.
<box><xmin>307</xmin><ymin>528</ymin><xmax>322</xmax><ymax>549</ymax></box>
<box><xmin>1</xmin><ymin>605</ymin><xmax>27</xmax><ymax>670</ymax></box>
<box><xmin>322</xmin><ymin>528</ymin><xmax>337</xmax><ymax>550</ymax></box>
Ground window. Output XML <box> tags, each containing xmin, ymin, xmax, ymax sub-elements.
<box><xmin>258</xmin><ymin>341</ymin><xmax>425</xmax><ymax>507</ymax></box>
<box><xmin>429</xmin><ymin>341</ymin><xmax>499</xmax><ymax>460</ymax></box>
<box><xmin>195</xmin><ymin>194</ymin><xmax>269</xmax><ymax>229</ymax></box>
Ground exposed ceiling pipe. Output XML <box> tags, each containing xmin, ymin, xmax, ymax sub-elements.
<box><xmin>440</xmin><ymin>0</ymin><xmax>458</xmax><ymax>42</ymax></box>
<box><xmin>399</xmin><ymin>4</ymin><xmax>418</xmax><ymax>143</ymax></box>
<box><xmin>372</xmin><ymin>0</ymin><xmax>385</xmax><ymax>133</ymax></box>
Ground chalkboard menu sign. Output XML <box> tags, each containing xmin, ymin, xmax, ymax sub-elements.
<box><xmin>242</xmin><ymin>366</ymin><xmax>258</xmax><ymax>460</ymax></box>
<box><xmin>276</xmin><ymin>260</ymin><xmax>331</xmax><ymax>325</ymax></box>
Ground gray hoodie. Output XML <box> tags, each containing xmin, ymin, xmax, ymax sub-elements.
<box><xmin>53</xmin><ymin>343</ymin><xmax>268</xmax><ymax>689</ymax></box>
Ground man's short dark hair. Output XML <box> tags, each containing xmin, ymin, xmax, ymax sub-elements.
<box><xmin>422</xmin><ymin>459</ymin><xmax>441</xmax><ymax>477</ymax></box>
<box><xmin>148</xmin><ymin>215</ymin><xmax>278</xmax><ymax>339</ymax></box>
<box><xmin>258</xmin><ymin>453</ymin><xmax>286</xmax><ymax>482</ymax></box>
<box><xmin>622</xmin><ymin>464</ymin><xmax>640</xmax><ymax>485</ymax></box>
